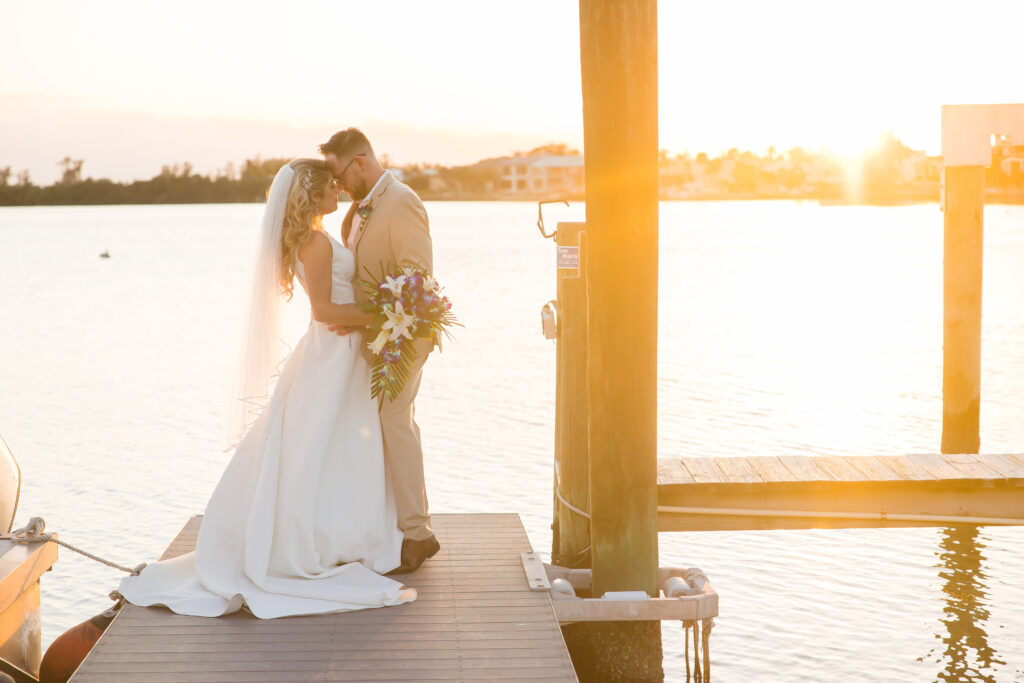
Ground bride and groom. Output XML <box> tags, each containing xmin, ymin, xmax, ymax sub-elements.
<box><xmin>119</xmin><ymin>128</ymin><xmax>438</xmax><ymax>618</ymax></box>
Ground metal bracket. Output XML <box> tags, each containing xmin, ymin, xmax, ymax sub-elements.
<box><xmin>539</xmin><ymin>564</ymin><xmax>719</xmax><ymax>624</ymax></box>
<box><xmin>536</xmin><ymin>200</ymin><xmax>569</xmax><ymax>240</ymax></box>
<box><xmin>520</xmin><ymin>552</ymin><xmax>551</xmax><ymax>591</ymax></box>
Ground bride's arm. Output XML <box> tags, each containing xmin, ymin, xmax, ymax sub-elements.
<box><xmin>298</xmin><ymin>232</ymin><xmax>373</xmax><ymax>328</ymax></box>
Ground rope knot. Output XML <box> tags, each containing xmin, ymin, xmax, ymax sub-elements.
<box><xmin>11</xmin><ymin>516</ymin><xmax>144</xmax><ymax>575</ymax></box>
<box><xmin>12</xmin><ymin>516</ymin><xmax>51</xmax><ymax>543</ymax></box>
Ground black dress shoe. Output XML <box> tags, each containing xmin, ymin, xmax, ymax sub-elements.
<box><xmin>386</xmin><ymin>535</ymin><xmax>441</xmax><ymax>575</ymax></box>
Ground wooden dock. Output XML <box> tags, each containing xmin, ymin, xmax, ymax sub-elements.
<box><xmin>658</xmin><ymin>453</ymin><xmax>1024</xmax><ymax>532</ymax></box>
<box><xmin>0</xmin><ymin>534</ymin><xmax>57</xmax><ymax>680</ymax></box>
<box><xmin>70</xmin><ymin>514</ymin><xmax>577</xmax><ymax>682</ymax></box>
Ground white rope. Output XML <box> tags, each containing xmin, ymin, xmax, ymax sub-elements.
<box><xmin>11</xmin><ymin>517</ymin><xmax>146</xmax><ymax>576</ymax></box>
<box><xmin>552</xmin><ymin>468</ymin><xmax>591</xmax><ymax>568</ymax></box>
<box><xmin>553</xmin><ymin>467</ymin><xmax>591</xmax><ymax>520</ymax></box>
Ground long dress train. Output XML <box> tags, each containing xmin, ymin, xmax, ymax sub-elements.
<box><xmin>118</xmin><ymin>234</ymin><xmax>414</xmax><ymax>618</ymax></box>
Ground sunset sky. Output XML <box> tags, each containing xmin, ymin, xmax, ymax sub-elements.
<box><xmin>2</xmin><ymin>0</ymin><xmax>1022</xmax><ymax>184</ymax></box>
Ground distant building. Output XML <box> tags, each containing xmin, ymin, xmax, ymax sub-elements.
<box><xmin>999</xmin><ymin>144</ymin><xmax>1024</xmax><ymax>175</ymax></box>
<box><xmin>496</xmin><ymin>156</ymin><xmax>535</xmax><ymax>194</ymax></box>
<box><xmin>528</xmin><ymin>155</ymin><xmax>585</xmax><ymax>197</ymax></box>
<box><xmin>495</xmin><ymin>154</ymin><xmax>584</xmax><ymax>198</ymax></box>
<box><xmin>897</xmin><ymin>150</ymin><xmax>940</xmax><ymax>184</ymax></box>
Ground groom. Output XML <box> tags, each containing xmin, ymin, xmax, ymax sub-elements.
<box><xmin>320</xmin><ymin>128</ymin><xmax>440</xmax><ymax>575</ymax></box>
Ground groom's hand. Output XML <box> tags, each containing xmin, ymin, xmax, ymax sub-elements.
<box><xmin>328</xmin><ymin>324</ymin><xmax>360</xmax><ymax>337</ymax></box>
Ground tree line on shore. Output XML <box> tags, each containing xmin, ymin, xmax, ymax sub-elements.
<box><xmin>0</xmin><ymin>157</ymin><xmax>291</xmax><ymax>206</ymax></box>
<box><xmin>1</xmin><ymin>137</ymin><xmax>1021</xmax><ymax>206</ymax></box>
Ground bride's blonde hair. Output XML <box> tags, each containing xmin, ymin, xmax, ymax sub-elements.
<box><xmin>280</xmin><ymin>158</ymin><xmax>331</xmax><ymax>300</ymax></box>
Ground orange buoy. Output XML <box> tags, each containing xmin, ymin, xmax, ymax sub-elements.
<box><xmin>39</xmin><ymin>610</ymin><xmax>116</xmax><ymax>683</ymax></box>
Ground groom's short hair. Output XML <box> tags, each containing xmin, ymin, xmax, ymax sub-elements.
<box><xmin>319</xmin><ymin>128</ymin><xmax>374</xmax><ymax>160</ymax></box>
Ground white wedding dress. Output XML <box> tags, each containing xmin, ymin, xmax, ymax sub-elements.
<box><xmin>119</xmin><ymin>231</ymin><xmax>414</xmax><ymax>618</ymax></box>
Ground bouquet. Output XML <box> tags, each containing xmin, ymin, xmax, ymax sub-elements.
<box><xmin>361</xmin><ymin>263</ymin><xmax>459</xmax><ymax>405</ymax></box>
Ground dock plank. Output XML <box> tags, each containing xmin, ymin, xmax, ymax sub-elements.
<box><xmin>906</xmin><ymin>453</ymin><xmax>973</xmax><ymax>480</ymax></box>
<box><xmin>744</xmin><ymin>456</ymin><xmax>794</xmax><ymax>483</ymax></box>
<box><xmin>877</xmin><ymin>455</ymin><xmax>934</xmax><ymax>480</ymax></box>
<box><xmin>811</xmin><ymin>456</ymin><xmax>867</xmax><ymax>481</ymax></box>
<box><xmin>777</xmin><ymin>455</ymin><xmax>834</xmax><ymax>481</ymax></box>
<box><xmin>944</xmin><ymin>454</ymin><xmax>1006</xmax><ymax>479</ymax></box>
<box><xmin>842</xmin><ymin>456</ymin><xmax>906</xmax><ymax>481</ymax></box>
<box><xmin>680</xmin><ymin>457</ymin><xmax>727</xmax><ymax>484</ymax></box>
<box><xmin>656</xmin><ymin>458</ymin><xmax>696</xmax><ymax>485</ymax></box>
<box><xmin>712</xmin><ymin>457</ymin><xmax>763</xmax><ymax>484</ymax></box>
<box><xmin>71</xmin><ymin>514</ymin><xmax>577</xmax><ymax>682</ymax></box>
<box><xmin>658</xmin><ymin>453</ymin><xmax>1024</xmax><ymax>532</ymax></box>
<box><xmin>983</xmin><ymin>454</ymin><xmax>1024</xmax><ymax>478</ymax></box>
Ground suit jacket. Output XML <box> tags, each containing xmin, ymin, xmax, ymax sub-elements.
<box><xmin>350</xmin><ymin>172</ymin><xmax>433</xmax><ymax>307</ymax></box>
<box><xmin>349</xmin><ymin>172</ymin><xmax>435</xmax><ymax>359</ymax></box>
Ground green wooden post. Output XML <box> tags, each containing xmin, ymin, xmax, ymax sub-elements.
<box><xmin>577</xmin><ymin>0</ymin><xmax>663</xmax><ymax>678</ymax></box>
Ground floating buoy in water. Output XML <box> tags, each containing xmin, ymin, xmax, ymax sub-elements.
<box><xmin>39</xmin><ymin>609</ymin><xmax>116</xmax><ymax>683</ymax></box>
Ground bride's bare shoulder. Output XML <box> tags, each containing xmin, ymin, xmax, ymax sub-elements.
<box><xmin>298</xmin><ymin>230</ymin><xmax>333</xmax><ymax>264</ymax></box>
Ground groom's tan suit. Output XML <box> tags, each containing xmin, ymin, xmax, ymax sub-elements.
<box><xmin>349</xmin><ymin>172</ymin><xmax>434</xmax><ymax>542</ymax></box>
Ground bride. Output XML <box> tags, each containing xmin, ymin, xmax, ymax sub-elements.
<box><xmin>118</xmin><ymin>159</ymin><xmax>415</xmax><ymax>618</ymax></box>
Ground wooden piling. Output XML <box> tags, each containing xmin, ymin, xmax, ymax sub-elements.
<box><xmin>577</xmin><ymin>0</ymin><xmax>663</xmax><ymax>678</ymax></box>
<box><xmin>942</xmin><ymin>166</ymin><xmax>984</xmax><ymax>454</ymax></box>
<box><xmin>553</xmin><ymin>222</ymin><xmax>591</xmax><ymax>567</ymax></box>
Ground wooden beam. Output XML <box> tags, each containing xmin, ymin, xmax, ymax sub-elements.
<box><xmin>657</xmin><ymin>463</ymin><xmax>1024</xmax><ymax>532</ymax></box>
<box><xmin>580</xmin><ymin>0</ymin><xmax>660</xmax><ymax>599</ymax></box>
<box><xmin>576</xmin><ymin>2</ymin><xmax>662</xmax><ymax>679</ymax></box>
<box><xmin>551</xmin><ymin>588</ymin><xmax>718</xmax><ymax>624</ymax></box>
<box><xmin>553</xmin><ymin>221</ymin><xmax>590</xmax><ymax>568</ymax></box>
<box><xmin>0</xmin><ymin>538</ymin><xmax>57</xmax><ymax>677</ymax></box>
<box><xmin>942</xmin><ymin>165</ymin><xmax>984</xmax><ymax>454</ymax></box>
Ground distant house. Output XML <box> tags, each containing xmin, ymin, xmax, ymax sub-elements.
<box><xmin>999</xmin><ymin>144</ymin><xmax>1024</xmax><ymax>175</ymax></box>
<box><xmin>528</xmin><ymin>155</ymin><xmax>585</xmax><ymax>197</ymax></box>
<box><xmin>897</xmin><ymin>150</ymin><xmax>940</xmax><ymax>184</ymax></box>
<box><xmin>496</xmin><ymin>155</ymin><xmax>540</xmax><ymax>194</ymax></box>
<box><xmin>496</xmin><ymin>154</ymin><xmax>585</xmax><ymax>198</ymax></box>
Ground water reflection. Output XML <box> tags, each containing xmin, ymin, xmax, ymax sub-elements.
<box><xmin>926</xmin><ymin>526</ymin><xmax>1005</xmax><ymax>681</ymax></box>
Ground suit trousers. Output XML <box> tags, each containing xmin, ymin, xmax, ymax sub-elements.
<box><xmin>379</xmin><ymin>343</ymin><xmax>433</xmax><ymax>541</ymax></box>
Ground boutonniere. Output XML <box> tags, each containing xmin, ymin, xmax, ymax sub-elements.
<box><xmin>357</xmin><ymin>203</ymin><xmax>373</xmax><ymax>221</ymax></box>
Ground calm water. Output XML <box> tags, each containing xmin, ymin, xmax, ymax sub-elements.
<box><xmin>1</xmin><ymin>201</ymin><xmax>1022</xmax><ymax>682</ymax></box>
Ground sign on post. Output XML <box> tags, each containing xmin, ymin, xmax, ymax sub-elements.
<box><xmin>557</xmin><ymin>246</ymin><xmax>580</xmax><ymax>276</ymax></box>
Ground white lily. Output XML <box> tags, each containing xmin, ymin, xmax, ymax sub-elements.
<box><xmin>367</xmin><ymin>328</ymin><xmax>389</xmax><ymax>355</ymax></box>
<box><xmin>380</xmin><ymin>274</ymin><xmax>407</xmax><ymax>297</ymax></box>
<box><xmin>382</xmin><ymin>301</ymin><xmax>415</xmax><ymax>342</ymax></box>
